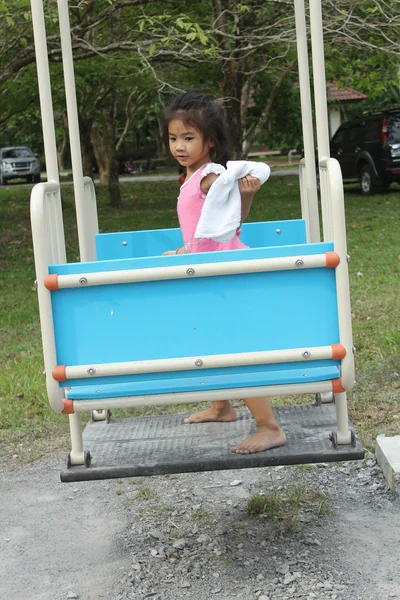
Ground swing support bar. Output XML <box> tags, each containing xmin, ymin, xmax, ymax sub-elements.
<box><xmin>44</xmin><ymin>252</ymin><xmax>340</xmax><ymax>290</ymax></box>
<box><xmin>54</xmin><ymin>344</ymin><xmax>346</xmax><ymax>381</ymax></box>
<box><xmin>68</xmin><ymin>380</ymin><xmax>338</xmax><ymax>412</ymax></box>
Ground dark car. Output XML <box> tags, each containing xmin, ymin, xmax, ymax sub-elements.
<box><xmin>0</xmin><ymin>146</ymin><xmax>41</xmax><ymax>185</ymax></box>
<box><xmin>330</xmin><ymin>108</ymin><xmax>400</xmax><ymax>195</ymax></box>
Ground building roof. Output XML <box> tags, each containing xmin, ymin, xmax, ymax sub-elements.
<box><xmin>327</xmin><ymin>82</ymin><xmax>368</xmax><ymax>103</ymax></box>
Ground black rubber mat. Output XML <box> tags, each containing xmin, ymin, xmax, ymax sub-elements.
<box><xmin>61</xmin><ymin>404</ymin><xmax>364</xmax><ymax>482</ymax></box>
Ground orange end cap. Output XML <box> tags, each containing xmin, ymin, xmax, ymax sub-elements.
<box><xmin>52</xmin><ymin>365</ymin><xmax>67</xmax><ymax>381</ymax></box>
<box><xmin>332</xmin><ymin>379</ymin><xmax>345</xmax><ymax>393</ymax></box>
<box><xmin>325</xmin><ymin>251</ymin><xmax>340</xmax><ymax>268</ymax></box>
<box><xmin>331</xmin><ymin>344</ymin><xmax>346</xmax><ymax>360</ymax></box>
<box><xmin>62</xmin><ymin>399</ymin><xmax>74</xmax><ymax>414</ymax></box>
<box><xmin>44</xmin><ymin>274</ymin><xmax>59</xmax><ymax>290</ymax></box>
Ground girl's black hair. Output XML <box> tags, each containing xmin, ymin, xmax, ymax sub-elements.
<box><xmin>162</xmin><ymin>90</ymin><xmax>231</xmax><ymax>167</ymax></box>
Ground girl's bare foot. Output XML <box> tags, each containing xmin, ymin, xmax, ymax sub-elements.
<box><xmin>184</xmin><ymin>403</ymin><xmax>237</xmax><ymax>424</ymax></box>
<box><xmin>231</xmin><ymin>426</ymin><xmax>286</xmax><ymax>454</ymax></box>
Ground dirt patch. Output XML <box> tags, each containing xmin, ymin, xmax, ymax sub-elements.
<box><xmin>1</xmin><ymin>452</ymin><xmax>399</xmax><ymax>600</ymax></box>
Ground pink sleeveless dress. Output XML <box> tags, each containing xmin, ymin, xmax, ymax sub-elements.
<box><xmin>177</xmin><ymin>164</ymin><xmax>248</xmax><ymax>253</ymax></box>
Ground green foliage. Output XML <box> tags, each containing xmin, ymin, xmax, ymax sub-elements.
<box><xmin>2</xmin><ymin>0</ymin><xmax>400</xmax><ymax>173</ymax></box>
<box><xmin>138</xmin><ymin>11</ymin><xmax>213</xmax><ymax>52</ymax></box>
<box><xmin>247</xmin><ymin>75</ymin><xmax>303</xmax><ymax>151</ymax></box>
<box><xmin>326</xmin><ymin>45</ymin><xmax>400</xmax><ymax>115</ymax></box>
<box><xmin>0</xmin><ymin>0</ymin><xmax>30</xmax><ymax>27</ymax></box>
<box><xmin>0</xmin><ymin>67</ymin><xmax>41</xmax><ymax>148</ymax></box>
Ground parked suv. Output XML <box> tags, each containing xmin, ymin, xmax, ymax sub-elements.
<box><xmin>330</xmin><ymin>108</ymin><xmax>400</xmax><ymax>195</ymax></box>
<box><xmin>0</xmin><ymin>146</ymin><xmax>41</xmax><ymax>185</ymax></box>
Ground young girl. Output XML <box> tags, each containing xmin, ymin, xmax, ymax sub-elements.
<box><xmin>162</xmin><ymin>90</ymin><xmax>286</xmax><ymax>455</ymax></box>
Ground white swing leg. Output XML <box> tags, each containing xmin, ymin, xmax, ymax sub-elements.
<box><xmin>68</xmin><ymin>412</ymin><xmax>85</xmax><ymax>465</ymax></box>
<box><xmin>334</xmin><ymin>391</ymin><xmax>352</xmax><ymax>445</ymax></box>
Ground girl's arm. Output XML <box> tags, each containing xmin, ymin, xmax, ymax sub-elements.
<box><xmin>202</xmin><ymin>172</ymin><xmax>261</xmax><ymax>224</ymax></box>
<box><xmin>200</xmin><ymin>172</ymin><xmax>220</xmax><ymax>194</ymax></box>
<box><xmin>238</xmin><ymin>175</ymin><xmax>261</xmax><ymax>224</ymax></box>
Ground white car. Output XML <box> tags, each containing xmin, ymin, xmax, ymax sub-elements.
<box><xmin>0</xmin><ymin>146</ymin><xmax>41</xmax><ymax>185</ymax></box>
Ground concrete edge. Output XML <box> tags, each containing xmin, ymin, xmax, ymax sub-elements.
<box><xmin>375</xmin><ymin>434</ymin><xmax>400</xmax><ymax>496</ymax></box>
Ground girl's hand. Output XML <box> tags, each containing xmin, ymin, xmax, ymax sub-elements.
<box><xmin>238</xmin><ymin>174</ymin><xmax>261</xmax><ymax>197</ymax></box>
<box><xmin>162</xmin><ymin>247</ymin><xmax>186</xmax><ymax>255</ymax></box>
<box><xmin>239</xmin><ymin>175</ymin><xmax>260</xmax><ymax>223</ymax></box>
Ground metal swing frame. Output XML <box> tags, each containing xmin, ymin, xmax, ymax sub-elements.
<box><xmin>29</xmin><ymin>0</ymin><xmax>364</xmax><ymax>481</ymax></box>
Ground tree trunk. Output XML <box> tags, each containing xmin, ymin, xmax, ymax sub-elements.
<box><xmin>107</xmin><ymin>162</ymin><xmax>121</xmax><ymax>208</ymax></box>
<box><xmin>79</xmin><ymin>113</ymin><xmax>95</xmax><ymax>176</ymax></box>
<box><xmin>90</xmin><ymin>120</ymin><xmax>121</xmax><ymax>207</ymax></box>
<box><xmin>57</xmin><ymin>133</ymin><xmax>67</xmax><ymax>172</ymax></box>
<box><xmin>212</xmin><ymin>0</ymin><xmax>246</xmax><ymax>159</ymax></box>
<box><xmin>222</xmin><ymin>59</ymin><xmax>244</xmax><ymax>159</ymax></box>
<box><xmin>242</xmin><ymin>60</ymin><xmax>297</xmax><ymax>157</ymax></box>
<box><xmin>56</xmin><ymin>113</ymin><xmax>69</xmax><ymax>172</ymax></box>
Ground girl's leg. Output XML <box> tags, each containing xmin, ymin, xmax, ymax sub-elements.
<box><xmin>231</xmin><ymin>397</ymin><xmax>286</xmax><ymax>453</ymax></box>
<box><xmin>184</xmin><ymin>400</ymin><xmax>237</xmax><ymax>423</ymax></box>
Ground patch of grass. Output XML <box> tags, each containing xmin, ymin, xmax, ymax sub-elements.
<box><xmin>137</xmin><ymin>502</ymin><xmax>174</xmax><ymax>517</ymax></box>
<box><xmin>236</xmin><ymin>521</ymin><xmax>249</xmax><ymax>535</ymax></box>
<box><xmin>0</xmin><ymin>177</ymin><xmax>399</xmax><ymax>462</ymax></box>
<box><xmin>247</xmin><ymin>483</ymin><xmax>331</xmax><ymax>533</ymax></box>
<box><xmin>215</xmin><ymin>552</ymin><xmax>233</xmax><ymax>567</ymax></box>
<box><xmin>297</xmin><ymin>464</ymin><xmax>315</xmax><ymax>471</ymax></box>
<box><xmin>248</xmin><ymin>493</ymin><xmax>281</xmax><ymax>519</ymax></box>
<box><xmin>191</xmin><ymin>507</ymin><xmax>211</xmax><ymax>520</ymax></box>
<box><xmin>134</xmin><ymin>486</ymin><xmax>155</xmax><ymax>500</ymax></box>
<box><xmin>126</xmin><ymin>476</ymin><xmax>147</xmax><ymax>485</ymax></box>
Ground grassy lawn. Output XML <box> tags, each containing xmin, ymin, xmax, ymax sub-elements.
<box><xmin>0</xmin><ymin>176</ymin><xmax>399</xmax><ymax>465</ymax></box>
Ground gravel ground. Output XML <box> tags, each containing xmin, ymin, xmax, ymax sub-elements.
<box><xmin>1</xmin><ymin>451</ymin><xmax>399</xmax><ymax>600</ymax></box>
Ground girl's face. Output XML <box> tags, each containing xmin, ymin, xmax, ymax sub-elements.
<box><xmin>168</xmin><ymin>119</ymin><xmax>213</xmax><ymax>174</ymax></box>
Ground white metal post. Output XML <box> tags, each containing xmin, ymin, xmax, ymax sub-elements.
<box><xmin>68</xmin><ymin>412</ymin><xmax>85</xmax><ymax>465</ymax></box>
<box><xmin>30</xmin><ymin>0</ymin><xmax>59</xmax><ymax>184</ymax></box>
<box><xmin>325</xmin><ymin>157</ymin><xmax>354</xmax><ymax>445</ymax></box>
<box><xmin>294</xmin><ymin>0</ymin><xmax>320</xmax><ymax>243</ymax></box>
<box><xmin>334</xmin><ymin>392</ymin><xmax>352</xmax><ymax>445</ymax></box>
<box><xmin>30</xmin><ymin>184</ymin><xmax>66</xmax><ymax>413</ymax></box>
<box><xmin>309</xmin><ymin>1</ymin><xmax>330</xmax><ymax>159</ymax></box>
<box><xmin>309</xmin><ymin>0</ymin><xmax>332</xmax><ymax>241</ymax></box>
<box><xmin>57</xmin><ymin>0</ymin><xmax>97</xmax><ymax>262</ymax></box>
<box><xmin>327</xmin><ymin>159</ymin><xmax>355</xmax><ymax>391</ymax></box>
<box><xmin>58</xmin><ymin>2</ymin><xmax>100</xmax><ymax>429</ymax></box>
<box><xmin>31</xmin><ymin>0</ymin><xmax>66</xmax><ymax>265</ymax></box>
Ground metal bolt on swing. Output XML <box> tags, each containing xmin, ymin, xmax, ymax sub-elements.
<box><xmin>79</xmin><ymin>277</ymin><xmax>88</xmax><ymax>285</ymax></box>
<box><xmin>87</xmin><ymin>368</ymin><xmax>96</xmax><ymax>376</ymax></box>
<box><xmin>186</xmin><ymin>268</ymin><xmax>195</xmax><ymax>276</ymax></box>
<box><xmin>276</xmin><ymin>229</ymin><xmax>281</xmax><ymax>234</ymax></box>
<box><xmin>195</xmin><ymin>359</ymin><xmax>203</xmax><ymax>367</ymax></box>
<box><xmin>302</xmin><ymin>350</ymin><xmax>310</xmax><ymax>359</ymax></box>
<box><xmin>122</xmin><ymin>241</ymin><xmax>127</xmax><ymax>246</ymax></box>
<box><xmin>329</xmin><ymin>432</ymin><xmax>338</xmax><ymax>448</ymax></box>
<box><xmin>295</xmin><ymin>259</ymin><xmax>304</xmax><ymax>268</ymax></box>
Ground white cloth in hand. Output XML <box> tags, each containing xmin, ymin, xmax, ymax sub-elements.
<box><xmin>195</xmin><ymin>160</ymin><xmax>271</xmax><ymax>242</ymax></box>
